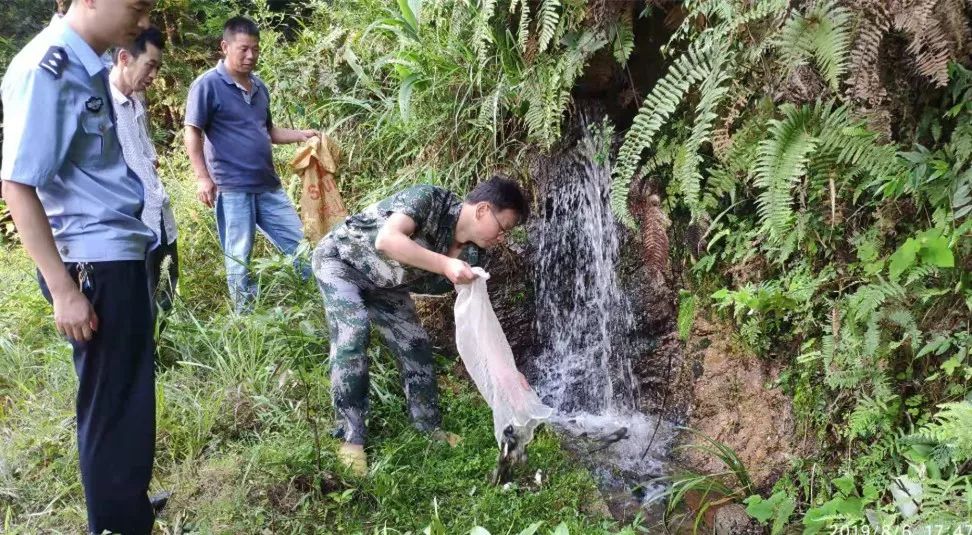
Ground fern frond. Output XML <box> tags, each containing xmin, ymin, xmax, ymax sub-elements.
<box><xmin>701</xmin><ymin>0</ymin><xmax>789</xmax><ymax>48</ymax></box>
<box><xmin>511</xmin><ymin>0</ymin><xmax>530</xmax><ymax>52</ymax></box>
<box><xmin>905</xmin><ymin>264</ymin><xmax>940</xmax><ymax>285</ymax></box>
<box><xmin>846</xmin><ymin>279</ymin><xmax>906</xmax><ymax>323</ymax></box>
<box><xmin>472</xmin><ymin>0</ymin><xmax>498</xmax><ymax>61</ymax></box>
<box><xmin>805</xmin><ymin>100</ymin><xmax>907</xmax><ymax>189</ymax></box>
<box><xmin>611</xmin><ymin>9</ymin><xmax>635</xmax><ymax>66</ymax></box>
<box><xmin>776</xmin><ymin>0</ymin><xmax>853</xmax><ymax>90</ymax></box>
<box><xmin>846</xmin><ymin>392</ymin><xmax>897</xmax><ymax>439</ymax></box>
<box><xmin>641</xmin><ymin>194</ymin><xmax>672</xmax><ymax>272</ymax></box>
<box><xmin>674</xmin><ymin>48</ymin><xmax>732</xmax><ymax>219</ymax></box>
<box><xmin>521</xmin><ymin>30</ymin><xmax>605</xmax><ymax>148</ymax></box>
<box><xmin>536</xmin><ymin>0</ymin><xmax>560</xmax><ymax>54</ymax></box>
<box><xmin>523</xmin><ymin>74</ymin><xmax>564</xmax><ymax>147</ymax></box>
<box><xmin>848</xmin><ymin>285</ymin><xmax>888</xmax><ymax>323</ymax></box>
<box><xmin>639</xmin><ymin>135</ymin><xmax>679</xmax><ymax>179</ymax></box>
<box><xmin>893</xmin><ymin>0</ymin><xmax>963</xmax><ymax>87</ymax></box>
<box><xmin>475</xmin><ymin>83</ymin><xmax>503</xmax><ymax>133</ymax></box>
<box><xmin>557</xmin><ymin>29</ymin><xmax>606</xmax><ymax>84</ymax></box>
<box><xmin>712</xmin><ymin>84</ymin><xmax>755</xmax><ymax>161</ymax></box>
<box><xmin>847</xmin><ymin>1</ymin><xmax>890</xmax><ymax>105</ymax></box>
<box><xmin>884</xmin><ymin>307</ymin><xmax>922</xmax><ymax>346</ymax></box>
<box><xmin>913</xmin><ymin>402</ymin><xmax>972</xmax><ymax>463</ymax></box>
<box><xmin>754</xmin><ymin>104</ymin><xmax>818</xmax><ymax>240</ymax></box>
<box><xmin>612</xmin><ymin>40</ymin><xmax>717</xmax><ymax>227</ymax></box>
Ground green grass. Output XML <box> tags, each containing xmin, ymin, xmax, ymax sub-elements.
<box><xmin>0</xmin><ymin>156</ymin><xmax>632</xmax><ymax>534</ymax></box>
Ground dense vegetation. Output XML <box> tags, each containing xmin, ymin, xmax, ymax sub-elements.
<box><xmin>1</xmin><ymin>0</ymin><xmax>970</xmax><ymax>532</ymax></box>
<box><xmin>613</xmin><ymin>0</ymin><xmax>972</xmax><ymax>531</ymax></box>
<box><xmin>0</xmin><ymin>0</ymin><xmax>635</xmax><ymax>533</ymax></box>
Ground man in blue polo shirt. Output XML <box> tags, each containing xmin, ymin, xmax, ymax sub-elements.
<box><xmin>1</xmin><ymin>1</ymin><xmax>161</xmax><ymax>533</ymax></box>
<box><xmin>184</xmin><ymin>16</ymin><xmax>316</xmax><ymax>313</ymax></box>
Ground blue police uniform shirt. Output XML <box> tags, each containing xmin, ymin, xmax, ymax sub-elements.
<box><xmin>1</xmin><ymin>19</ymin><xmax>156</xmax><ymax>262</ymax></box>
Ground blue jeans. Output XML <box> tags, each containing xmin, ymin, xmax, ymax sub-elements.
<box><xmin>216</xmin><ymin>188</ymin><xmax>310</xmax><ymax>312</ymax></box>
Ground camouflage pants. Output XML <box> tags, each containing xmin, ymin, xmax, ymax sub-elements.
<box><xmin>314</xmin><ymin>255</ymin><xmax>441</xmax><ymax>445</ymax></box>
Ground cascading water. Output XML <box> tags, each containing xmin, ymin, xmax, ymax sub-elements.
<box><xmin>531</xmin><ymin>115</ymin><xmax>637</xmax><ymax>415</ymax></box>
<box><xmin>528</xmin><ymin>106</ymin><xmax>674</xmax><ymax>509</ymax></box>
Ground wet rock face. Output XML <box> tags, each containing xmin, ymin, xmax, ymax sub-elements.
<box><xmin>614</xmin><ymin>212</ymin><xmax>689</xmax><ymax>423</ymax></box>
<box><xmin>679</xmin><ymin>317</ymin><xmax>803</xmax><ymax>493</ymax></box>
<box><xmin>480</xmin><ymin>243</ymin><xmax>537</xmax><ymax>368</ymax></box>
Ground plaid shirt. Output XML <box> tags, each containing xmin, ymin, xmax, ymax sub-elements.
<box><xmin>109</xmin><ymin>81</ymin><xmax>177</xmax><ymax>244</ymax></box>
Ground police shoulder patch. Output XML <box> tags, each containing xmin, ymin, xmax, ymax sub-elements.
<box><xmin>38</xmin><ymin>46</ymin><xmax>68</xmax><ymax>79</ymax></box>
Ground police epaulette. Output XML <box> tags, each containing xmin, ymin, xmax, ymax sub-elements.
<box><xmin>39</xmin><ymin>46</ymin><xmax>68</xmax><ymax>79</ymax></box>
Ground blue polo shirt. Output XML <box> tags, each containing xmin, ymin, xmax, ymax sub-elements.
<box><xmin>1</xmin><ymin>19</ymin><xmax>155</xmax><ymax>262</ymax></box>
<box><xmin>184</xmin><ymin>60</ymin><xmax>280</xmax><ymax>192</ymax></box>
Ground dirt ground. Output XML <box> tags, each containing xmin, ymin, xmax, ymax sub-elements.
<box><xmin>679</xmin><ymin>317</ymin><xmax>802</xmax><ymax>492</ymax></box>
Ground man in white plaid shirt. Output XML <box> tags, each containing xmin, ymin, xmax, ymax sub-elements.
<box><xmin>109</xmin><ymin>26</ymin><xmax>179</xmax><ymax>319</ymax></box>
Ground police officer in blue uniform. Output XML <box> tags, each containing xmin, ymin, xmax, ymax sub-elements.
<box><xmin>1</xmin><ymin>1</ymin><xmax>159</xmax><ymax>533</ymax></box>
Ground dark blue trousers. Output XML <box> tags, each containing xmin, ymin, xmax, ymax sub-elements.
<box><xmin>39</xmin><ymin>261</ymin><xmax>156</xmax><ymax>535</ymax></box>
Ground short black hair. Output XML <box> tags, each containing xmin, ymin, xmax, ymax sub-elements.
<box><xmin>223</xmin><ymin>16</ymin><xmax>260</xmax><ymax>42</ymax></box>
<box><xmin>466</xmin><ymin>175</ymin><xmax>530</xmax><ymax>223</ymax></box>
<box><xmin>113</xmin><ymin>26</ymin><xmax>165</xmax><ymax>63</ymax></box>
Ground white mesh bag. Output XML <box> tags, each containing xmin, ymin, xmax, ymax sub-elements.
<box><xmin>454</xmin><ymin>268</ymin><xmax>554</xmax><ymax>446</ymax></box>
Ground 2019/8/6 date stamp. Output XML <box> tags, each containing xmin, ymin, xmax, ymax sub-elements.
<box><xmin>832</xmin><ymin>526</ymin><xmax>972</xmax><ymax>535</ymax></box>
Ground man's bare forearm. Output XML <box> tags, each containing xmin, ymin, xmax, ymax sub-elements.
<box><xmin>2</xmin><ymin>181</ymin><xmax>74</xmax><ymax>295</ymax></box>
<box><xmin>375</xmin><ymin>230</ymin><xmax>449</xmax><ymax>275</ymax></box>
<box><xmin>183</xmin><ymin>126</ymin><xmax>210</xmax><ymax>180</ymax></box>
<box><xmin>269</xmin><ymin>126</ymin><xmax>307</xmax><ymax>145</ymax></box>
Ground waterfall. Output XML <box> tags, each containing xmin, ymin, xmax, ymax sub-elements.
<box><xmin>527</xmin><ymin>106</ymin><xmax>673</xmax><ymax>501</ymax></box>
<box><xmin>531</xmin><ymin>111</ymin><xmax>638</xmax><ymax>414</ymax></box>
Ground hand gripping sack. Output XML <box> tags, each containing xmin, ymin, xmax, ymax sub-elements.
<box><xmin>454</xmin><ymin>268</ymin><xmax>553</xmax><ymax>446</ymax></box>
<box><xmin>291</xmin><ymin>133</ymin><xmax>347</xmax><ymax>243</ymax></box>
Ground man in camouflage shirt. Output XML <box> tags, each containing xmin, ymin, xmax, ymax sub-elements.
<box><xmin>313</xmin><ymin>176</ymin><xmax>528</xmax><ymax>475</ymax></box>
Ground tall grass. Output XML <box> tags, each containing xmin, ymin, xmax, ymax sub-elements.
<box><xmin>0</xmin><ymin>151</ymin><xmax>634</xmax><ymax>534</ymax></box>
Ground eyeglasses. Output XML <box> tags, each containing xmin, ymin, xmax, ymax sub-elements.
<box><xmin>487</xmin><ymin>208</ymin><xmax>513</xmax><ymax>237</ymax></box>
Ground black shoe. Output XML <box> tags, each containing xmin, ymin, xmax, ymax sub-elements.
<box><xmin>150</xmin><ymin>491</ymin><xmax>172</xmax><ymax>516</ymax></box>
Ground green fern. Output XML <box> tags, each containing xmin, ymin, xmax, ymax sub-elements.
<box><xmin>810</xmin><ymin>102</ymin><xmax>907</xmax><ymax>183</ymax></box>
<box><xmin>846</xmin><ymin>392</ymin><xmax>898</xmax><ymax>439</ymax></box>
<box><xmin>472</xmin><ymin>0</ymin><xmax>498</xmax><ymax>61</ymax></box>
<box><xmin>776</xmin><ymin>0</ymin><xmax>852</xmax><ymax>90</ymax></box>
<box><xmin>640</xmin><ymin>134</ymin><xmax>679</xmax><ymax>179</ymax></box>
<box><xmin>523</xmin><ymin>74</ymin><xmax>567</xmax><ymax>148</ymax></box>
<box><xmin>521</xmin><ymin>29</ymin><xmax>605</xmax><ymax>148</ymax></box>
<box><xmin>674</xmin><ymin>47</ymin><xmax>732</xmax><ymax>219</ymax></box>
<box><xmin>612</xmin><ymin>40</ymin><xmax>717</xmax><ymax>227</ymax></box>
<box><xmin>475</xmin><ymin>83</ymin><xmax>503</xmax><ymax>134</ymax></box>
<box><xmin>671</xmin><ymin>0</ymin><xmax>787</xmax><ymax>49</ymax></box>
<box><xmin>510</xmin><ymin>0</ymin><xmax>530</xmax><ymax>52</ymax></box>
<box><xmin>846</xmin><ymin>280</ymin><xmax>906</xmax><ymax>323</ymax></box>
<box><xmin>557</xmin><ymin>29</ymin><xmax>604</xmax><ymax>85</ymax></box>
<box><xmin>610</xmin><ymin>10</ymin><xmax>635</xmax><ymax>66</ymax></box>
<box><xmin>613</xmin><ymin>0</ymin><xmax>787</xmax><ymax>228</ymax></box>
<box><xmin>754</xmin><ymin>104</ymin><xmax>818</xmax><ymax>240</ymax></box>
<box><xmin>913</xmin><ymin>402</ymin><xmax>972</xmax><ymax>464</ymax></box>
<box><xmin>905</xmin><ymin>264</ymin><xmax>940</xmax><ymax>285</ymax></box>
<box><xmin>883</xmin><ymin>308</ymin><xmax>922</xmax><ymax>348</ymax></box>
<box><xmin>536</xmin><ymin>0</ymin><xmax>560</xmax><ymax>54</ymax></box>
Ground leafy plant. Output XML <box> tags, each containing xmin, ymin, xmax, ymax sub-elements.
<box><xmin>665</xmin><ymin>429</ymin><xmax>755</xmax><ymax>533</ymax></box>
<box><xmin>744</xmin><ymin>490</ymin><xmax>796</xmax><ymax>535</ymax></box>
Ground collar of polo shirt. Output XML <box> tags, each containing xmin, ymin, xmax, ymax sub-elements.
<box><xmin>215</xmin><ymin>59</ymin><xmax>263</xmax><ymax>92</ymax></box>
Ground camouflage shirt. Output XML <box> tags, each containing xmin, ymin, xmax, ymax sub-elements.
<box><xmin>314</xmin><ymin>185</ymin><xmax>481</xmax><ymax>294</ymax></box>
